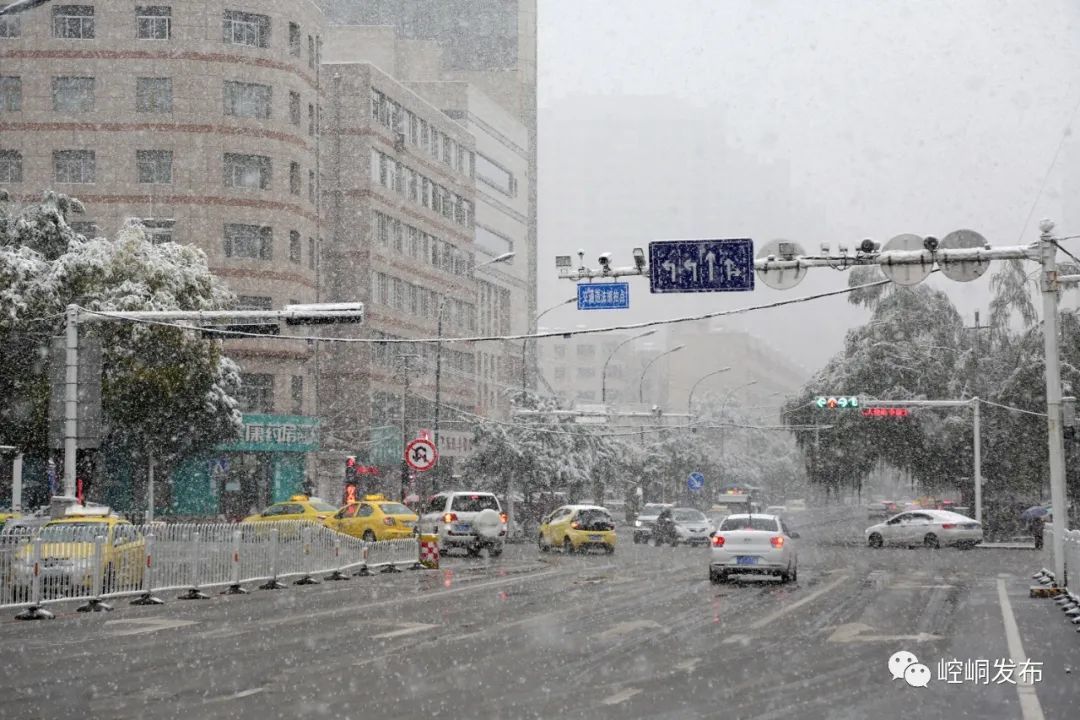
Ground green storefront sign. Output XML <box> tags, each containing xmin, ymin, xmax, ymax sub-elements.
<box><xmin>219</xmin><ymin>414</ymin><xmax>320</xmax><ymax>453</ymax></box>
<box><xmin>170</xmin><ymin>414</ymin><xmax>320</xmax><ymax>516</ymax></box>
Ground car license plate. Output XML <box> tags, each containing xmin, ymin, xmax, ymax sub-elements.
<box><xmin>589</xmin><ymin>534</ymin><xmax>602</xmax><ymax>541</ymax></box>
<box><xmin>736</xmin><ymin>556</ymin><xmax>758</xmax><ymax>565</ymax></box>
<box><xmin>453</xmin><ymin>524</ymin><xmax>471</xmax><ymax>533</ymax></box>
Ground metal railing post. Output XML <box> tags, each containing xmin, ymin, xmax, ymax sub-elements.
<box><xmin>294</xmin><ymin>524</ymin><xmax>320</xmax><ymax>585</ymax></box>
<box><xmin>178</xmin><ymin>531</ymin><xmax>208</xmax><ymax>599</ymax></box>
<box><xmin>131</xmin><ymin>532</ymin><xmax>163</xmax><ymax>605</ymax></box>
<box><xmin>15</xmin><ymin>537</ymin><xmax>54</xmax><ymax>620</ymax></box>
<box><xmin>77</xmin><ymin>534</ymin><xmax>113</xmax><ymax>612</ymax></box>
<box><xmin>224</xmin><ymin>529</ymin><xmax>249</xmax><ymax>595</ymax></box>
<box><xmin>326</xmin><ymin>534</ymin><xmax>348</xmax><ymax>581</ymax></box>
<box><xmin>259</xmin><ymin>527</ymin><xmax>285</xmax><ymax>589</ymax></box>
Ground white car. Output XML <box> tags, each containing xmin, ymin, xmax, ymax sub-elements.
<box><xmin>764</xmin><ymin>505</ymin><xmax>788</xmax><ymax>516</ymax></box>
<box><xmin>418</xmin><ymin>491</ymin><xmax>507</xmax><ymax>556</ymax></box>
<box><xmin>709</xmin><ymin>513</ymin><xmax>799</xmax><ymax>583</ymax></box>
<box><xmin>865</xmin><ymin>509</ymin><xmax>982</xmax><ymax>549</ymax></box>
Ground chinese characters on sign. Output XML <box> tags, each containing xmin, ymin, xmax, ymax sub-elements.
<box><xmin>577</xmin><ymin>282</ymin><xmax>630</xmax><ymax>310</ymax></box>
<box><xmin>935</xmin><ymin>658</ymin><xmax>1042</xmax><ymax>685</ymax></box>
<box><xmin>862</xmin><ymin>407</ymin><xmax>910</xmax><ymax>418</ymax></box>
<box><xmin>218</xmin><ymin>414</ymin><xmax>321</xmax><ymax>453</ymax></box>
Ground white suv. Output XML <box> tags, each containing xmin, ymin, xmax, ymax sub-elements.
<box><xmin>419</xmin><ymin>492</ymin><xmax>507</xmax><ymax>556</ymax></box>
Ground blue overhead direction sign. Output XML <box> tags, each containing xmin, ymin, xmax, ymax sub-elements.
<box><xmin>649</xmin><ymin>239</ymin><xmax>755</xmax><ymax>294</ymax></box>
<box><xmin>688</xmin><ymin>472</ymin><xmax>705</xmax><ymax>492</ymax></box>
<box><xmin>577</xmin><ymin>282</ymin><xmax>630</xmax><ymax>310</ymax></box>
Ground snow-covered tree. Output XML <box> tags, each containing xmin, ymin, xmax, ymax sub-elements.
<box><xmin>0</xmin><ymin>193</ymin><xmax>242</xmax><ymax>506</ymax></box>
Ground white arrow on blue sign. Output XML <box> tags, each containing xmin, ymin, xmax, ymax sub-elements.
<box><xmin>649</xmin><ymin>239</ymin><xmax>755</xmax><ymax>294</ymax></box>
<box><xmin>688</xmin><ymin>472</ymin><xmax>705</xmax><ymax>492</ymax></box>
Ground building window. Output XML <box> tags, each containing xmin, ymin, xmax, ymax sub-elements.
<box><xmin>553</xmin><ymin>345</ymin><xmax>567</xmax><ymax>359</ymax></box>
<box><xmin>136</xmin><ymin>6</ymin><xmax>171</xmax><ymax>39</ymax></box>
<box><xmin>223</xmin><ymin>10</ymin><xmax>269</xmax><ymax>48</ymax></box>
<box><xmin>553</xmin><ymin>366</ymin><xmax>567</xmax><ymax>380</ymax></box>
<box><xmin>54</xmin><ymin>149</ymin><xmax>95</xmax><ymax>183</ymax></box>
<box><xmin>577</xmin><ymin>367</ymin><xmax>597</xmax><ymax>379</ymax></box>
<box><xmin>288</xmin><ymin>91</ymin><xmax>300</xmax><ymax>125</ymax></box>
<box><xmin>53</xmin><ymin>5</ymin><xmax>94</xmax><ymax>39</ymax></box>
<box><xmin>476</xmin><ymin>153</ymin><xmax>515</xmax><ymax>196</ymax></box>
<box><xmin>289</xmin><ymin>230</ymin><xmax>301</xmax><ymax>263</ymax></box>
<box><xmin>223</xmin><ymin>80</ymin><xmax>271</xmax><ymax>119</ymax></box>
<box><xmin>142</xmin><ymin>219</ymin><xmax>175</xmax><ymax>243</ymax></box>
<box><xmin>135</xmin><ymin>77</ymin><xmax>172</xmax><ymax>114</ymax></box>
<box><xmin>0</xmin><ymin>150</ymin><xmax>22</xmax><ymax>183</ymax></box>
<box><xmin>291</xmin><ymin>376</ymin><xmax>303</xmax><ymax>414</ymax></box>
<box><xmin>307</xmin><ymin>103</ymin><xmax>315</xmax><ymax>135</ymax></box>
<box><xmin>69</xmin><ymin>221</ymin><xmax>98</xmax><ymax>237</ymax></box>
<box><xmin>308</xmin><ymin>170</ymin><xmax>316</xmax><ymax>203</ymax></box>
<box><xmin>223</xmin><ymin>223</ymin><xmax>272</xmax><ymax>259</ymax></box>
<box><xmin>52</xmin><ymin>76</ymin><xmax>94</xmax><ymax>113</ymax></box>
<box><xmin>0</xmin><ymin>76</ymin><xmax>19</xmax><ymax>112</ymax></box>
<box><xmin>235</xmin><ymin>295</ymin><xmax>273</xmax><ymax>310</ymax></box>
<box><xmin>136</xmin><ymin>149</ymin><xmax>172</xmax><ymax>184</ymax></box>
<box><xmin>307</xmin><ymin>35</ymin><xmax>315</xmax><ymax>69</ymax></box>
<box><xmin>237</xmin><ymin>373</ymin><xmax>274</xmax><ymax>413</ymax></box>
<box><xmin>0</xmin><ymin>15</ymin><xmax>20</xmax><ymax>38</ymax></box>
<box><xmin>224</xmin><ymin>153</ymin><xmax>271</xmax><ymax>190</ymax></box>
<box><xmin>288</xmin><ymin>22</ymin><xmax>301</xmax><ymax>56</ymax></box>
<box><xmin>287</xmin><ymin>161</ymin><xmax>300</xmax><ymax>195</ymax></box>
<box><xmin>308</xmin><ymin>237</ymin><xmax>316</xmax><ymax>270</ymax></box>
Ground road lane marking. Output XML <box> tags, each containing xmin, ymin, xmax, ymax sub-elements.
<box><xmin>596</xmin><ymin>620</ymin><xmax>662</xmax><ymax>641</ymax></box>
<box><xmin>675</xmin><ymin>658</ymin><xmax>700</xmax><ymax>673</ymax></box>
<box><xmin>601</xmin><ymin>688</ymin><xmax>641</xmax><ymax>705</ymax></box>
<box><xmin>747</xmin><ymin>574</ymin><xmax>849</xmax><ymax>630</ymax></box>
<box><xmin>371</xmin><ymin>622</ymin><xmax>438</xmax><ymax>639</ymax></box>
<box><xmin>826</xmin><ymin>622</ymin><xmax>942</xmax><ymax>643</ymax></box>
<box><xmin>103</xmin><ymin>618</ymin><xmax>198</xmax><ymax>636</ymax></box>
<box><xmin>996</xmin><ymin>577</ymin><xmax>1046</xmax><ymax>720</ymax></box>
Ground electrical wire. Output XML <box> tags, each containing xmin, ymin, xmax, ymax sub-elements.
<box><xmin>1015</xmin><ymin>86</ymin><xmax>1080</xmax><ymax>244</ymax></box>
<box><xmin>1053</xmin><ymin>240</ymin><xmax>1080</xmax><ymax>268</ymax></box>
<box><xmin>977</xmin><ymin>398</ymin><xmax>1047</xmax><ymax>417</ymax></box>
<box><xmin>73</xmin><ymin>275</ymin><xmax>890</xmax><ymax>346</ymax></box>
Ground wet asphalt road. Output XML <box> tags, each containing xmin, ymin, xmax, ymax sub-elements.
<box><xmin>1</xmin><ymin>513</ymin><xmax>1076</xmax><ymax>720</ymax></box>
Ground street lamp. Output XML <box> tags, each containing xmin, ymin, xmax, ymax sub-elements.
<box><xmin>638</xmin><ymin>345</ymin><xmax>685</xmax><ymax>404</ymax></box>
<box><xmin>433</xmin><ymin>251</ymin><xmax>515</xmax><ymax>489</ymax></box>
<box><xmin>521</xmin><ymin>296</ymin><xmax>575</xmax><ymax>394</ymax></box>
<box><xmin>687</xmin><ymin>367</ymin><xmax>733</xmax><ymax>416</ymax></box>
<box><xmin>602</xmin><ymin>330</ymin><xmax>656</xmax><ymax>404</ymax></box>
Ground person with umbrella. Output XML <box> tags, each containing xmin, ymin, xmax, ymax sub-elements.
<box><xmin>1020</xmin><ymin>505</ymin><xmax>1051</xmax><ymax>549</ymax></box>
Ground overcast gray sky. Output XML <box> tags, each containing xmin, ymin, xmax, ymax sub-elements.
<box><xmin>534</xmin><ymin>0</ymin><xmax>1080</xmax><ymax>377</ymax></box>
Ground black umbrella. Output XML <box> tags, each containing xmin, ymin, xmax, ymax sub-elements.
<box><xmin>1019</xmin><ymin>505</ymin><xmax>1050</xmax><ymax>522</ymax></box>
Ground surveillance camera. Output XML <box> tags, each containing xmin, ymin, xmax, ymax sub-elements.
<box><xmin>859</xmin><ymin>239</ymin><xmax>878</xmax><ymax>254</ymax></box>
<box><xmin>632</xmin><ymin>247</ymin><xmax>646</xmax><ymax>269</ymax></box>
<box><xmin>837</xmin><ymin>242</ymin><xmax>849</xmax><ymax>254</ymax></box>
<box><xmin>598</xmin><ymin>252</ymin><xmax>613</xmax><ymax>268</ymax></box>
<box><xmin>923</xmin><ymin>236</ymin><xmax>939</xmax><ymax>252</ymax></box>
<box><xmin>820</xmin><ymin>242</ymin><xmax>830</xmax><ymax>254</ymax></box>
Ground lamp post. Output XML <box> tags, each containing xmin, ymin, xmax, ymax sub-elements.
<box><xmin>603</xmin><ymin>330</ymin><xmax>656</xmax><ymax>404</ymax></box>
<box><xmin>638</xmin><ymin>345</ymin><xmax>685</xmax><ymax>404</ymax></box>
<box><xmin>433</xmin><ymin>251</ymin><xmax>514</xmax><ymax>463</ymax></box>
<box><xmin>687</xmin><ymin>367</ymin><xmax>733</xmax><ymax>416</ymax></box>
<box><xmin>521</xmin><ymin>296</ymin><xmax>575</xmax><ymax>395</ymax></box>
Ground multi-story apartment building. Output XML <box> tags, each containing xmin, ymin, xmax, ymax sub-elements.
<box><xmin>536</xmin><ymin>331</ymin><xmax>672</xmax><ymax>410</ymax></box>
<box><xmin>0</xmin><ymin>0</ymin><xmax>327</xmax><ymax>516</ymax></box>
<box><xmin>318</xmin><ymin>59</ymin><xmax>479</xmax><ymax>495</ymax></box>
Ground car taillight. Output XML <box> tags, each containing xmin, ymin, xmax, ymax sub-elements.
<box><xmin>571</xmin><ymin>521</ymin><xmax>580</xmax><ymax>529</ymax></box>
<box><xmin>443</xmin><ymin>513</ymin><xmax>457</xmax><ymax>523</ymax></box>
<box><xmin>712</xmin><ymin>535</ymin><xmax>725</xmax><ymax>547</ymax></box>
<box><xmin>941</xmin><ymin>523</ymin><xmax>956</xmax><ymax>530</ymax></box>
<box><xmin>500</xmin><ymin>512</ymin><xmax>508</xmax><ymax>524</ymax></box>
<box><xmin>770</xmin><ymin>536</ymin><xmax>784</xmax><ymax>548</ymax></box>
<box><xmin>383</xmin><ymin>517</ymin><xmax>395</xmax><ymax>526</ymax></box>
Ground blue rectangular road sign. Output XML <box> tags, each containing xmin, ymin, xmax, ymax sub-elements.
<box><xmin>649</xmin><ymin>239</ymin><xmax>755</xmax><ymax>294</ymax></box>
<box><xmin>578</xmin><ymin>282</ymin><xmax>630</xmax><ymax>310</ymax></box>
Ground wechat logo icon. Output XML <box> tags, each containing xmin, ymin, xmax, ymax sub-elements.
<box><xmin>889</xmin><ymin>650</ymin><xmax>931</xmax><ymax>688</ymax></box>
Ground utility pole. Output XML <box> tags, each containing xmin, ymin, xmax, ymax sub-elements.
<box><xmin>398</xmin><ymin>353</ymin><xmax>420</xmax><ymax>503</ymax></box>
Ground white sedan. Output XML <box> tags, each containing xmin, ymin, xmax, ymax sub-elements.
<box><xmin>709</xmin><ymin>514</ymin><xmax>799</xmax><ymax>583</ymax></box>
<box><xmin>865</xmin><ymin>509</ymin><xmax>982</xmax><ymax>549</ymax></box>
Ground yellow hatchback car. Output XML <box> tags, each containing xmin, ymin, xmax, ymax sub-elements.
<box><xmin>241</xmin><ymin>495</ymin><xmax>339</xmax><ymax>524</ymax></box>
<box><xmin>15</xmin><ymin>514</ymin><xmax>144</xmax><ymax>593</ymax></box>
<box><xmin>325</xmin><ymin>495</ymin><xmax>419</xmax><ymax>542</ymax></box>
<box><xmin>538</xmin><ymin>505</ymin><xmax>616</xmax><ymax>555</ymax></box>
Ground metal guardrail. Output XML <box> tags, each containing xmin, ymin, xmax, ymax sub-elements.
<box><xmin>0</xmin><ymin>521</ymin><xmax>420</xmax><ymax>619</ymax></box>
<box><xmin>1040</xmin><ymin>525</ymin><xmax>1080</xmax><ymax>591</ymax></box>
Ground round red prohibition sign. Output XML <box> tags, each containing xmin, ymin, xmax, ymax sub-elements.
<box><xmin>405</xmin><ymin>438</ymin><xmax>438</xmax><ymax>472</ymax></box>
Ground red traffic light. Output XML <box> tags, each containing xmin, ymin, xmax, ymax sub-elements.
<box><xmin>346</xmin><ymin>456</ymin><xmax>357</xmax><ymax>467</ymax></box>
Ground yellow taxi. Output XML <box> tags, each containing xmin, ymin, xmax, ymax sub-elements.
<box><xmin>538</xmin><ymin>505</ymin><xmax>616</xmax><ymax>554</ymax></box>
<box><xmin>14</xmin><ymin>513</ymin><xmax>144</xmax><ymax>593</ymax></box>
<box><xmin>241</xmin><ymin>494</ymin><xmax>339</xmax><ymax>524</ymax></box>
<box><xmin>324</xmin><ymin>495</ymin><xmax>419</xmax><ymax>541</ymax></box>
<box><xmin>0</xmin><ymin>510</ymin><xmax>19</xmax><ymax>530</ymax></box>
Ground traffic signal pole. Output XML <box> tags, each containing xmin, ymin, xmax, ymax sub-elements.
<box><xmin>60</xmin><ymin>303</ymin><xmax>364</xmax><ymax>502</ymax></box>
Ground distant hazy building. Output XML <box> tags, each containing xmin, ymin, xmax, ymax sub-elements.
<box><xmin>536</xmin><ymin>332</ymin><xmax>673</xmax><ymax>410</ymax></box>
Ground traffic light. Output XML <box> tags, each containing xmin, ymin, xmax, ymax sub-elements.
<box><xmin>345</xmin><ymin>456</ymin><xmax>358</xmax><ymax>483</ymax></box>
<box><xmin>815</xmin><ymin>396</ymin><xmax>859</xmax><ymax>409</ymax></box>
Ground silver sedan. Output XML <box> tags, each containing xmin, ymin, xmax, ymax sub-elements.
<box><xmin>709</xmin><ymin>513</ymin><xmax>799</xmax><ymax>583</ymax></box>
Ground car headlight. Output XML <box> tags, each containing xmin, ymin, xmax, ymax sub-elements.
<box><xmin>634</xmin><ymin>520</ymin><xmax>642</xmax><ymax>528</ymax></box>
